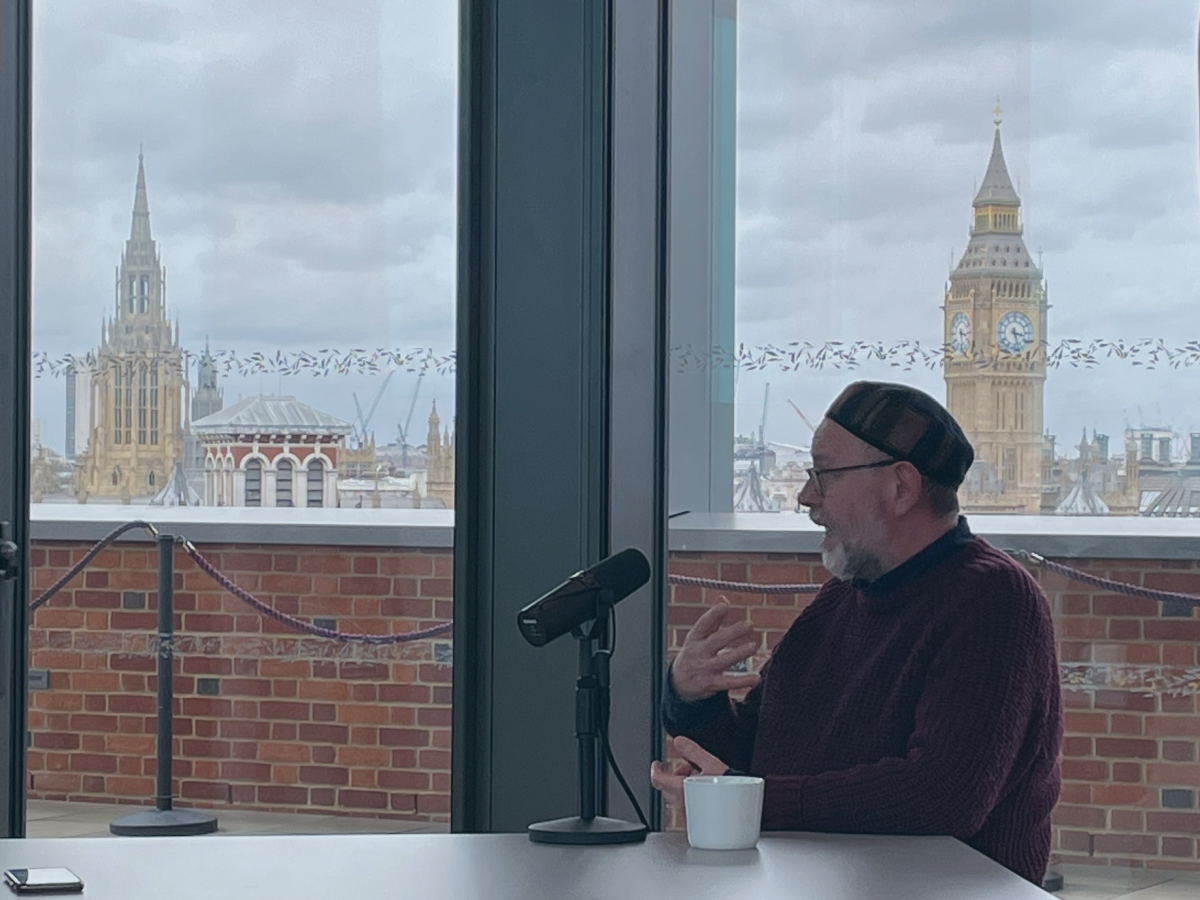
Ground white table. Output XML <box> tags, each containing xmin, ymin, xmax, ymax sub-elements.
<box><xmin>0</xmin><ymin>831</ymin><xmax>1051</xmax><ymax>899</ymax></box>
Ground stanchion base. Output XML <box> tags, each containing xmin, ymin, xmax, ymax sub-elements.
<box><xmin>528</xmin><ymin>815</ymin><xmax>647</xmax><ymax>845</ymax></box>
<box><xmin>110</xmin><ymin>807</ymin><xmax>219</xmax><ymax>836</ymax></box>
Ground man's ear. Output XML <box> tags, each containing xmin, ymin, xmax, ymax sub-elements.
<box><xmin>891</xmin><ymin>461</ymin><xmax>924</xmax><ymax>516</ymax></box>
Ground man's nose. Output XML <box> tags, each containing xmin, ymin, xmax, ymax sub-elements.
<box><xmin>798</xmin><ymin>477</ymin><xmax>818</xmax><ymax>508</ymax></box>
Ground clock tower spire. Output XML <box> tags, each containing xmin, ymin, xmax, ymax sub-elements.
<box><xmin>943</xmin><ymin>105</ymin><xmax>1049</xmax><ymax>514</ymax></box>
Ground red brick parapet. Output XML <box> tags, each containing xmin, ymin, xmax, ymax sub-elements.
<box><xmin>26</xmin><ymin>540</ymin><xmax>1200</xmax><ymax>870</ymax></box>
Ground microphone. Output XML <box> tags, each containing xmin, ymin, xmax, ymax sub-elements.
<box><xmin>517</xmin><ymin>548</ymin><xmax>651</xmax><ymax>647</ymax></box>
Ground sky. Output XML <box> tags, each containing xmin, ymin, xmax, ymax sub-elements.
<box><xmin>29</xmin><ymin>1</ymin><xmax>1200</xmax><ymax>463</ymax></box>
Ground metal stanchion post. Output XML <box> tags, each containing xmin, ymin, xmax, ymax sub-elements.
<box><xmin>110</xmin><ymin>533</ymin><xmax>218</xmax><ymax>836</ymax></box>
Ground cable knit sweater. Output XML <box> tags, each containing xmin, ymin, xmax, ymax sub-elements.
<box><xmin>664</xmin><ymin>520</ymin><xmax>1062</xmax><ymax>884</ymax></box>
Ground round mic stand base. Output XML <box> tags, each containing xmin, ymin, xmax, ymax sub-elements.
<box><xmin>109</xmin><ymin>807</ymin><xmax>218</xmax><ymax>837</ymax></box>
<box><xmin>528</xmin><ymin>815</ymin><xmax>648</xmax><ymax>845</ymax></box>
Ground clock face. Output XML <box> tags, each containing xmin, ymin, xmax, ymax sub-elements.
<box><xmin>996</xmin><ymin>311</ymin><xmax>1034</xmax><ymax>354</ymax></box>
<box><xmin>949</xmin><ymin>313</ymin><xmax>971</xmax><ymax>355</ymax></box>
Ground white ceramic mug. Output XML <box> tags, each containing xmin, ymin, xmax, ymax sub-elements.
<box><xmin>683</xmin><ymin>774</ymin><xmax>765</xmax><ymax>850</ymax></box>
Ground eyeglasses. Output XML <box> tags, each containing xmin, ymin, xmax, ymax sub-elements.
<box><xmin>805</xmin><ymin>459</ymin><xmax>898</xmax><ymax>495</ymax></box>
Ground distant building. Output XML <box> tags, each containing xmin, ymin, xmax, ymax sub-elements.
<box><xmin>68</xmin><ymin>361</ymin><xmax>94</xmax><ymax>462</ymax></box>
<box><xmin>191</xmin><ymin>395</ymin><xmax>351</xmax><ymax>507</ymax></box>
<box><xmin>64</xmin><ymin>366</ymin><xmax>76</xmax><ymax>458</ymax></box>
<box><xmin>184</xmin><ymin>339</ymin><xmax>224</xmax><ymax>496</ymax></box>
<box><xmin>1047</xmin><ymin>431</ymin><xmax>1138</xmax><ymax>516</ymax></box>
<box><xmin>73</xmin><ymin>153</ymin><xmax>186</xmax><ymax>503</ymax></box>
<box><xmin>423</xmin><ymin>401</ymin><xmax>455</xmax><ymax>509</ymax></box>
<box><xmin>191</xmin><ymin>339</ymin><xmax>224</xmax><ymax>422</ymax></box>
<box><xmin>944</xmin><ymin>107</ymin><xmax>1048</xmax><ymax>515</ymax></box>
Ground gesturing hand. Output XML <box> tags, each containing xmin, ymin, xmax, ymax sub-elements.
<box><xmin>649</xmin><ymin>736</ymin><xmax>728</xmax><ymax>808</ymax></box>
<box><xmin>669</xmin><ymin>600</ymin><xmax>760</xmax><ymax>703</ymax></box>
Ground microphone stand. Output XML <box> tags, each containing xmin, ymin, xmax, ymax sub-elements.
<box><xmin>527</xmin><ymin>590</ymin><xmax>648</xmax><ymax>845</ymax></box>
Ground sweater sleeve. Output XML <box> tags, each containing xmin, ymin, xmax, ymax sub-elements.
<box><xmin>760</xmin><ymin>567</ymin><xmax>1057</xmax><ymax>838</ymax></box>
<box><xmin>661</xmin><ymin>658</ymin><xmax>766</xmax><ymax>773</ymax></box>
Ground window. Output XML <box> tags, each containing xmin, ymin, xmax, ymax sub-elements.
<box><xmin>137</xmin><ymin>363</ymin><xmax>147</xmax><ymax>444</ymax></box>
<box><xmin>276</xmin><ymin>459</ymin><xmax>293</xmax><ymax>507</ymax></box>
<box><xmin>112</xmin><ymin>365</ymin><xmax>122</xmax><ymax>445</ymax></box>
<box><xmin>149</xmin><ymin>364</ymin><xmax>158</xmax><ymax>445</ymax></box>
<box><xmin>665</xmin><ymin>3</ymin><xmax>1200</xmax><ymax>885</ymax></box>
<box><xmin>306</xmin><ymin>458</ymin><xmax>324</xmax><ymax>508</ymax></box>
<box><xmin>244</xmin><ymin>459</ymin><xmax>262</xmax><ymax>507</ymax></box>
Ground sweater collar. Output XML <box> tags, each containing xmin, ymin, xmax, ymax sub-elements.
<box><xmin>851</xmin><ymin>516</ymin><xmax>973</xmax><ymax>602</ymax></box>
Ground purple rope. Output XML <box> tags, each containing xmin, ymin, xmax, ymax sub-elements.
<box><xmin>30</xmin><ymin>523</ymin><xmax>1200</xmax><ymax>641</ymax></box>
<box><xmin>1021</xmin><ymin>552</ymin><xmax>1200</xmax><ymax>609</ymax></box>
<box><xmin>667</xmin><ymin>574</ymin><xmax>822</xmax><ymax>594</ymax></box>
<box><xmin>30</xmin><ymin>520</ymin><xmax>157</xmax><ymax>611</ymax></box>
<box><xmin>181</xmin><ymin>542</ymin><xmax>451</xmax><ymax>644</ymax></box>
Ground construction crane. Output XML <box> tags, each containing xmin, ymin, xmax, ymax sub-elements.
<box><xmin>396</xmin><ymin>372</ymin><xmax>425</xmax><ymax>469</ymax></box>
<box><xmin>787</xmin><ymin>399</ymin><xmax>818</xmax><ymax>434</ymax></box>
<box><xmin>734</xmin><ymin>383</ymin><xmax>774</xmax><ymax>474</ymax></box>
<box><xmin>351</xmin><ymin>369</ymin><xmax>395</xmax><ymax>447</ymax></box>
<box><xmin>759</xmin><ymin>382</ymin><xmax>770</xmax><ymax>448</ymax></box>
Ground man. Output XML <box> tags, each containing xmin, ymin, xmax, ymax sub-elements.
<box><xmin>651</xmin><ymin>381</ymin><xmax>1062</xmax><ymax>885</ymax></box>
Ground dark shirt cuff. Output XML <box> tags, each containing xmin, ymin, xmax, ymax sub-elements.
<box><xmin>662</xmin><ymin>660</ymin><xmax>730</xmax><ymax>733</ymax></box>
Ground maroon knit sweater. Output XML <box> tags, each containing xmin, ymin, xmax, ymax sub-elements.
<box><xmin>664</xmin><ymin>522</ymin><xmax>1063</xmax><ymax>884</ymax></box>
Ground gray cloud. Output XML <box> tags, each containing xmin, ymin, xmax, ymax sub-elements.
<box><xmin>28</xmin><ymin>0</ymin><xmax>1200</xmax><ymax>466</ymax></box>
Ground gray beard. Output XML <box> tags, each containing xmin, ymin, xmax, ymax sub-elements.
<box><xmin>822</xmin><ymin>542</ymin><xmax>886</xmax><ymax>583</ymax></box>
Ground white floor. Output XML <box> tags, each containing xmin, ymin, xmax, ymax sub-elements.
<box><xmin>26</xmin><ymin>799</ymin><xmax>447</xmax><ymax>839</ymax></box>
<box><xmin>1053</xmin><ymin>864</ymin><xmax>1200</xmax><ymax>900</ymax></box>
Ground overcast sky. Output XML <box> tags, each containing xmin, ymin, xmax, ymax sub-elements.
<box><xmin>30</xmin><ymin>0</ymin><xmax>1200</xmax><ymax>462</ymax></box>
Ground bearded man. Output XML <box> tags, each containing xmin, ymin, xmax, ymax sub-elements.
<box><xmin>651</xmin><ymin>381</ymin><xmax>1063</xmax><ymax>886</ymax></box>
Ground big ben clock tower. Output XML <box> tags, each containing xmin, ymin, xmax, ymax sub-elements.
<box><xmin>944</xmin><ymin>104</ymin><xmax>1048</xmax><ymax>514</ymax></box>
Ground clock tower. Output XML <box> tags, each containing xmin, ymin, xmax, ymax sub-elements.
<box><xmin>944</xmin><ymin>105</ymin><xmax>1048</xmax><ymax>514</ymax></box>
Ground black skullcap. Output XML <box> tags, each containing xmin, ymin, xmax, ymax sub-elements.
<box><xmin>825</xmin><ymin>381</ymin><xmax>974</xmax><ymax>489</ymax></box>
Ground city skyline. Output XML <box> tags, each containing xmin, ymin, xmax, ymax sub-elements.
<box><xmin>28</xmin><ymin>0</ymin><xmax>1200</xmax><ymax>467</ymax></box>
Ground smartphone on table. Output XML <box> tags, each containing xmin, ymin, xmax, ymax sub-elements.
<box><xmin>3</xmin><ymin>868</ymin><xmax>84</xmax><ymax>894</ymax></box>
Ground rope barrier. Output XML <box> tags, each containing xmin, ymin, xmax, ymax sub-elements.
<box><xmin>30</xmin><ymin>520</ymin><xmax>159</xmax><ymax>611</ymax></box>
<box><xmin>179</xmin><ymin>539</ymin><xmax>451</xmax><ymax>644</ymax></box>
<box><xmin>30</xmin><ymin>522</ymin><xmax>450</xmax><ymax>644</ymax></box>
<box><xmin>666</xmin><ymin>574</ymin><xmax>823</xmax><ymax>595</ymax></box>
<box><xmin>29</xmin><ymin>525</ymin><xmax>1200</xmax><ymax>638</ymax></box>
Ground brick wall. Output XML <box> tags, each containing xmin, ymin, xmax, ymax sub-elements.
<box><xmin>26</xmin><ymin>540</ymin><xmax>1200</xmax><ymax>871</ymax></box>
<box><xmin>27</xmin><ymin>542</ymin><xmax>453</xmax><ymax>823</ymax></box>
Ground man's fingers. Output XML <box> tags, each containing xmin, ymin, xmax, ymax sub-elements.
<box><xmin>715</xmin><ymin>640</ymin><xmax>759</xmax><ymax>663</ymax></box>
<box><xmin>689</xmin><ymin>602</ymin><xmax>731</xmax><ymax>640</ymax></box>
<box><xmin>672</xmin><ymin>735</ymin><xmax>725</xmax><ymax>773</ymax></box>
<box><xmin>704</xmin><ymin>619</ymin><xmax>756</xmax><ymax>649</ymax></box>
<box><xmin>719</xmin><ymin>672</ymin><xmax>761</xmax><ymax>692</ymax></box>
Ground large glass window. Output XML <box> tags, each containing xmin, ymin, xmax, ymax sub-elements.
<box><xmin>665</xmin><ymin>0</ymin><xmax>1200</xmax><ymax>890</ymax></box>
<box><xmin>28</xmin><ymin>0</ymin><xmax>457</xmax><ymax>837</ymax></box>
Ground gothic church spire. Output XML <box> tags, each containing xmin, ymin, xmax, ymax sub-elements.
<box><xmin>130</xmin><ymin>147</ymin><xmax>153</xmax><ymax>246</ymax></box>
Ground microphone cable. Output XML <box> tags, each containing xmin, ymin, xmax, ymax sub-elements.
<box><xmin>595</xmin><ymin>603</ymin><xmax>649</xmax><ymax>830</ymax></box>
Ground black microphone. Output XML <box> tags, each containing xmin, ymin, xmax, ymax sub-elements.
<box><xmin>517</xmin><ymin>548</ymin><xmax>651</xmax><ymax>647</ymax></box>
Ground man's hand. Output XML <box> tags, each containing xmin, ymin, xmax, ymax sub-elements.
<box><xmin>670</xmin><ymin>600</ymin><xmax>761</xmax><ymax>703</ymax></box>
<box><xmin>649</xmin><ymin>736</ymin><xmax>728</xmax><ymax>808</ymax></box>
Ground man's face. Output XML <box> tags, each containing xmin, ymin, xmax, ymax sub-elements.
<box><xmin>799</xmin><ymin>420</ymin><xmax>891</xmax><ymax>582</ymax></box>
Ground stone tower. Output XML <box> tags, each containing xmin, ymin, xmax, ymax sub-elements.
<box><xmin>424</xmin><ymin>400</ymin><xmax>455</xmax><ymax>508</ymax></box>
<box><xmin>191</xmin><ymin>337</ymin><xmax>224</xmax><ymax>422</ymax></box>
<box><xmin>74</xmin><ymin>152</ymin><xmax>185</xmax><ymax>501</ymax></box>
<box><xmin>944</xmin><ymin>105</ymin><xmax>1048</xmax><ymax>515</ymax></box>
